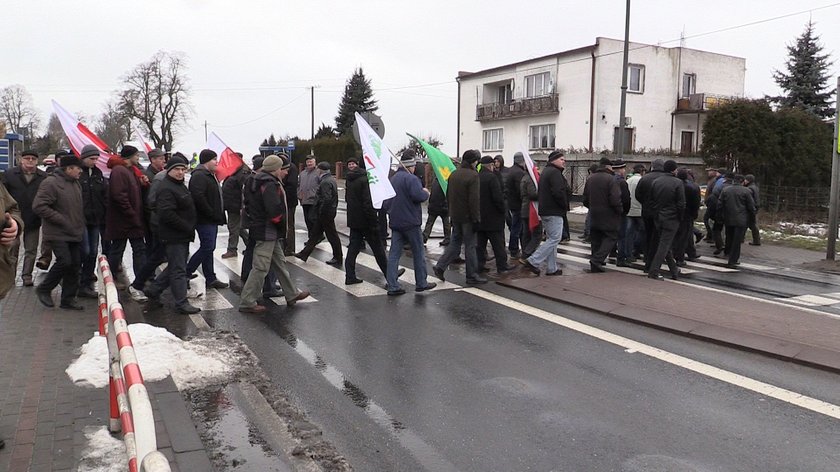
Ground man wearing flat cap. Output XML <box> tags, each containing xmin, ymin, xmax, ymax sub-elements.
<box><xmin>3</xmin><ymin>149</ymin><xmax>47</xmax><ymax>286</ymax></box>
<box><xmin>583</xmin><ymin>157</ymin><xmax>623</xmax><ymax>272</ymax></box>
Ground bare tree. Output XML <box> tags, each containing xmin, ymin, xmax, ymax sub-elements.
<box><xmin>117</xmin><ymin>51</ymin><xmax>191</xmax><ymax>150</ymax></box>
<box><xmin>0</xmin><ymin>84</ymin><xmax>41</xmax><ymax>139</ymax></box>
<box><xmin>95</xmin><ymin>101</ymin><xmax>130</xmax><ymax>151</ymax></box>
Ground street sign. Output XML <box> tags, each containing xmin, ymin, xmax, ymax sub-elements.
<box><xmin>0</xmin><ymin>139</ymin><xmax>9</xmax><ymax>171</ymax></box>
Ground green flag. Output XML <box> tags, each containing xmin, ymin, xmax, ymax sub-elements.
<box><xmin>407</xmin><ymin>133</ymin><xmax>456</xmax><ymax>193</ymax></box>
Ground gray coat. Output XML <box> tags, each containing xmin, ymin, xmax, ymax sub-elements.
<box><xmin>32</xmin><ymin>169</ymin><xmax>84</xmax><ymax>242</ymax></box>
<box><xmin>717</xmin><ymin>184</ymin><xmax>756</xmax><ymax>227</ymax></box>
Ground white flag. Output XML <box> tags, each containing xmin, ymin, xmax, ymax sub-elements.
<box><xmin>355</xmin><ymin>112</ymin><xmax>396</xmax><ymax>209</ymax></box>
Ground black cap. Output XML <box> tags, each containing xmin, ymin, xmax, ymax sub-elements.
<box><xmin>59</xmin><ymin>153</ymin><xmax>82</xmax><ymax>168</ymax></box>
<box><xmin>480</xmin><ymin>155</ymin><xmax>494</xmax><ymax>165</ymax></box>
<box><xmin>21</xmin><ymin>149</ymin><xmax>38</xmax><ymax>159</ymax></box>
<box><xmin>461</xmin><ymin>149</ymin><xmax>480</xmax><ymax>164</ymax></box>
<box><xmin>166</xmin><ymin>155</ymin><xmax>189</xmax><ymax>170</ymax></box>
<box><xmin>317</xmin><ymin>161</ymin><xmax>331</xmax><ymax>171</ymax></box>
<box><xmin>199</xmin><ymin>149</ymin><xmax>217</xmax><ymax>164</ymax></box>
<box><xmin>548</xmin><ymin>150</ymin><xmax>565</xmax><ymax>162</ymax></box>
<box><xmin>120</xmin><ymin>145</ymin><xmax>138</xmax><ymax>159</ymax></box>
<box><xmin>148</xmin><ymin>148</ymin><xmax>165</xmax><ymax>159</ymax></box>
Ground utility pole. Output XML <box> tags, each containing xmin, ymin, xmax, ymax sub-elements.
<box><xmin>826</xmin><ymin>77</ymin><xmax>840</xmax><ymax>260</ymax></box>
<box><xmin>617</xmin><ymin>0</ymin><xmax>631</xmax><ymax>160</ymax></box>
<box><xmin>204</xmin><ymin>120</ymin><xmax>208</xmax><ymax>142</ymax></box>
<box><xmin>310</xmin><ymin>85</ymin><xmax>320</xmax><ymax>140</ymax></box>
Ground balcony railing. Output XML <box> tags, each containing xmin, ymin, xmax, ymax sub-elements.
<box><xmin>476</xmin><ymin>93</ymin><xmax>559</xmax><ymax>121</ymax></box>
<box><xmin>676</xmin><ymin>93</ymin><xmax>739</xmax><ymax>112</ymax></box>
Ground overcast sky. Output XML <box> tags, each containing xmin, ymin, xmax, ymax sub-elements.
<box><xmin>6</xmin><ymin>0</ymin><xmax>840</xmax><ymax>157</ymax></box>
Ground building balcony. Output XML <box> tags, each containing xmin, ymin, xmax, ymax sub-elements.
<box><xmin>476</xmin><ymin>93</ymin><xmax>559</xmax><ymax>121</ymax></box>
<box><xmin>675</xmin><ymin>93</ymin><xmax>739</xmax><ymax>113</ymax></box>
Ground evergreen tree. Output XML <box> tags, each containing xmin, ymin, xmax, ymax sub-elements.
<box><xmin>771</xmin><ymin>21</ymin><xmax>835</xmax><ymax>119</ymax></box>
<box><xmin>335</xmin><ymin>67</ymin><xmax>378</xmax><ymax>136</ymax></box>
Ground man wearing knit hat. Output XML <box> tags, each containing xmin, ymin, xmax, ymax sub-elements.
<box><xmin>294</xmin><ymin>161</ymin><xmax>342</xmax><ymax>265</ymax></box>
<box><xmin>522</xmin><ymin>150</ymin><xmax>569</xmax><ymax>276</ymax></box>
<box><xmin>4</xmin><ymin>149</ymin><xmax>47</xmax><ymax>286</ymax></box>
<box><xmin>32</xmin><ymin>152</ymin><xmax>86</xmax><ymax>309</ymax></box>
<box><xmin>240</xmin><ymin>155</ymin><xmax>310</xmax><ymax>313</ymax></box>
<box><xmin>105</xmin><ymin>145</ymin><xmax>147</xmax><ymax>291</ymax></box>
<box><xmin>186</xmin><ymin>149</ymin><xmax>228</xmax><ymax>290</ymax></box>
<box><xmin>221</xmin><ymin>153</ymin><xmax>251</xmax><ymax>259</ymax></box>
<box><xmin>504</xmin><ymin>152</ymin><xmax>527</xmax><ymax>258</ymax></box>
<box><xmin>143</xmin><ymin>155</ymin><xmax>201</xmax><ymax>314</ymax></box>
<box><xmin>77</xmin><ymin>145</ymin><xmax>107</xmax><ymax>298</ymax></box>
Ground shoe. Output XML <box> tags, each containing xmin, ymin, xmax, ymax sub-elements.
<box><xmin>175</xmin><ymin>304</ymin><xmax>201</xmax><ymax>315</ymax></box>
<box><xmin>497</xmin><ymin>265</ymin><xmax>516</xmax><ymax>273</ymax></box>
<box><xmin>78</xmin><ymin>287</ymin><xmax>98</xmax><ymax>299</ymax></box>
<box><xmin>207</xmin><ymin>280</ymin><xmax>229</xmax><ymax>289</ymax></box>
<box><xmin>589</xmin><ymin>262</ymin><xmax>606</xmax><ymax>273</ymax></box>
<box><xmin>545</xmin><ymin>270</ymin><xmax>563</xmax><ymax>276</ymax></box>
<box><xmin>724</xmin><ymin>263</ymin><xmax>739</xmax><ymax>269</ymax></box>
<box><xmin>397</xmin><ymin>268</ymin><xmax>406</xmax><ymax>277</ymax></box>
<box><xmin>748</xmin><ymin>242</ymin><xmax>761</xmax><ymax>246</ymax></box>
<box><xmin>577</xmin><ymin>234</ymin><xmax>588</xmax><ymax>240</ymax></box>
<box><xmin>432</xmin><ymin>266</ymin><xmax>445</xmax><ymax>281</ymax></box>
<box><xmin>221</xmin><ymin>250</ymin><xmax>238</xmax><ymax>259</ymax></box>
<box><xmin>509</xmin><ymin>250</ymin><xmax>520</xmax><ymax>259</ymax></box>
<box><xmin>648</xmin><ymin>273</ymin><xmax>664</xmax><ymax>281</ymax></box>
<box><xmin>452</xmin><ymin>256</ymin><xmax>466</xmax><ymax>264</ymax></box>
<box><xmin>686</xmin><ymin>256</ymin><xmax>701</xmax><ymax>262</ymax></box>
<box><xmin>294</xmin><ymin>252</ymin><xmax>308</xmax><ymax>262</ymax></box>
<box><xmin>713</xmin><ymin>248</ymin><xmax>723</xmax><ymax>255</ymax></box>
<box><xmin>286</xmin><ymin>290</ymin><xmax>311</xmax><ymax>306</ymax></box>
<box><xmin>415</xmin><ymin>282</ymin><xmax>437</xmax><ymax>292</ymax></box>
<box><xmin>59</xmin><ymin>301</ymin><xmax>85</xmax><ymax>311</ymax></box>
<box><xmin>676</xmin><ymin>261</ymin><xmax>687</xmax><ymax>267</ymax></box>
<box><xmin>325</xmin><ymin>258</ymin><xmax>342</xmax><ymax>266</ymax></box>
<box><xmin>128</xmin><ymin>285</ymin><xmax>148</xmax><ymax>302</ymax></box>
<box><xmin>696</xmin><ymin>233</ymin><xmax>705</xmax><ymax>243</ymax></box>
<box><xmin>387</xmin><ymin>288</ymin><xmax>406</xmax><ymax>296</ymax></box>
<box><xmin>616</xmin><ymin>260</ymin><xmax>632</xmax><ymax>268</ymax></box>
<box><xmin>345</xmin><ymin>278</ymin><xmax>363</xmax><ymax>285</ymax></box>
<box><xmin>22</xmin><ymin>277</ymin><xmax>33</xmax><ymax>287</ymax></box>
<box><xmin>35</xmin><ymin>260</ymin><xmax>49</xmax><ymax>270</ymax></box>
<box><xmin>36</xmin><ymin>289</ymin><xmax>54</xmax><ymax>308</ymax></box>
<box><xmin>186</xmin><ymin>287</ymin><xmax>203</xmax><ymax>298</ymax></box>
<box><xmin>189</xmin><ymin>273</ymin><xmax>198</xmax><ymax>280</ymax></box>
<box><xmin>583</xmin><ymin>237</ymin><xmax>591</xmax><ymax>243</ymax></box>
<box><xmin>262</xmin><ymin>290</ymin><xmax>283</xmax><ymax>298</ymax></box>
<box><xmin>239</xmin><ymin>305</ymin><xmax>267</xmax><ymax>314</ymax></box>
<box><xmin>478</xmin><ymin>266</ymin><xmax>490</xmax><ymax>273</ymax></box>
<box><xmin>439</xmin><ymin>240</ymin><xmax>450</xmax><ymax>247</ymax></box>
<box><xmin>466</xmin><ymin>277</ymin><xmax>488</xmax><ymax>285</ymax></box>
<box><xmin>670</xmin><ymin>269</ymin><xmax>681</xmax><ymax>280</ymax></box>
<box><xmin>522</xmin><ymin>260</ymin><xmax>541</xmax><ymax>275</ymax></box>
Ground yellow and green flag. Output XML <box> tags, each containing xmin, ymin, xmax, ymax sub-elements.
<box><xmin>407</xmin><ymin>133</ymin><xmax>456</xmax><ymax>193</ymax></box>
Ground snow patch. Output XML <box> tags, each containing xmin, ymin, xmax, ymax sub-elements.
<box><xmin>568</xmin><ymin>205</ymin><xmax>589</xmax><ymax>215</ymax></box>
<box><xmin>77</xmin><ymin>426</ymin><xmax>126</xmax><ymax>472</ymax></box>
<box><xmin>67</xmin><ymin>323</ymin><xmax>238</xmax><ymax>390</ymax></box>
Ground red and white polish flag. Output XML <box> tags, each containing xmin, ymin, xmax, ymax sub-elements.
<box><xmin>207</xmin><ymin>131</ymin><xmax>243</xmax><ymax>182</ymax></box>
<box><xmin>51</xmin><ymin>100</ymin><xmax>117</xmax><ymax>177</ymax></box>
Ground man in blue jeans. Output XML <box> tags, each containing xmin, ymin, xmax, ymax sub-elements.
<box><xmin>523</xmin><ymin>150</ymin><xmax>569</xmax><ymax>276</ymax></box>
<box><xmin>384</xmin><ymin>151</ymin><xmax>436</xmax><ymax>296</ymax></box>
<box><xmin>186</xmin><ymin>149</ymin><xmax>229</xmax><ymax>289</ymax></box>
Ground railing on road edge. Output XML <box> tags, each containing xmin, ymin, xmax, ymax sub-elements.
<box><xmin>97</xmin><ymin>255</ymin><xmax>171</xmax><ymax>472</ymax></box>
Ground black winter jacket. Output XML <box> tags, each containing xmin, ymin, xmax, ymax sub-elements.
<box><xmin>537</xmin><ymin>164</ymin><xmax>569</xmax><ymax>217</ymax></box>
<box><xmin>222</xmin><ymin>165</ymin><xmax>250</xmax><ymax>212</ymax></box>
<box><xmin>80</xmin><ymin>166</ymin><xmax>107</xmax><ymax>226</ymax></box>
<box><xmin>717</xmin><ymin>184</ymin><xmax>756</xmax><ymax>227</ymax></box>
<box><xmin>189</xmin><ymin>166</ymin><xmax>226</xmax><ymax>225</ymax></box>
<box><xmin>283</xmin><ymin>163</ymin><xmax>299</xmax><ymax>208</ymax></box>
<box><xmin>505</xmin><ymin>164</ymin><xmax>526</xmax><ymax>212</ymax></box>
<box><xmin>583</xmin><ymin>168</ymin><xmax>623</xmax><ymax>231</ymax></box>
<box><xmin>650</xmin><ymin>173</ymin><xmax>686</xmax><ymax>228</ymax></box>
<box><xmin>446</xmin><ymin>167</ymin><xmax>480</xmax><ymax>224</ymax></box>
<box><xmin>427</xmin><ymin>176</ymin><xmax>448</xmax><ymax>214</ymax></box>
<box><xmin>475</xmin><ymin>167</ymin><xmax>506</xmax><ymax>232</ymax></box>
<box><xmin>243</xmin><ymin>171</ymin><xmax>288</xmax><ymax>241</ymax></box>
<box><xmin>2</xmin><ymin>166</ymin><xmax>47</xmax><ymax>229</ymax></box>
<box><xmin>154</xmin><ymin>175</ymin><xmax>196</xmax><ymax>244</ymax></box>
<box><xmin>313</xmin><ymin>172</ymin><xmax>338</xmax><ymax>220</ymax></box>
<box><xmin>635</xmin><ymin>170</ymin><xmax>667</xmax><ymax>219</ymax></box>
<box><xmin>345</xmin><ymin>168</ymin><xmax>378</xmax><ymax>230</ymax></box>
<box><xmin>683</xmin><ymin>180</ymin><xmax>702</xmax><ymax>220</ymax></box>
<box><xmin>520</xmin><ymin>174</ymin><xmax>538</xmax><ymax>218</ymax></box>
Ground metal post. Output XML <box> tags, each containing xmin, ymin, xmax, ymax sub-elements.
<box><xmin>204</xmin><ymin>120</ymin><xmax>208</xmax><ymax>142</ymax></box>
<box><xmin>617</xmin><ymin>0</ymin><xmax>631</xmax><ymax>159</ymax></box>
<box><xmin>826</xmin><ymin>77</ymin><xmax>840</xmax><ymax>260</ymax></box>
<box><xmin>311</xmin><ymin>86</ymin><xmax>315</xmax><ymax>140</ymax></box>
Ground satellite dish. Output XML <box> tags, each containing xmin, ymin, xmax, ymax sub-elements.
<box><xmin>352</xmin><ymin>112</ymin><xmax>385</xmax><ymax>145</ymax></box>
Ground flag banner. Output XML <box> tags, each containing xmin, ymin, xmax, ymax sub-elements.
<box><xmin>406</xmin><ymin>133</ymin><xmax>456</xmax><ymax>194</ymax></box>
<box><xmin>207</xmin><ymin>132</ymin><xmax>243</xmax><ymax>182</ymax></box>
<box><xmin>522</xmin><ymin>149</ymin><xmax>541</xmax><ymax>232</ymax></box>
<box><xmin>355</xmin><ymin>112</ymin><xmax>396</xmax><ymax>209</ymax></box>
<box><xmin>51</xmin><ymin>100</ymin><xmax>116</xmax><ymax>177</ymax></box>
<box><xmin>135</xmin><ymin>125</ymin><xmax>153</xmax><ymax>153</ymax></box>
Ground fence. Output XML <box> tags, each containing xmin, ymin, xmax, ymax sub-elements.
<box><xmin>97</xmin><ymin>255</ymin><xmax>171</xmax><ymax>472</ymax></box>
<box><xmin>761</xmin><ymin>185</ymin><xmax>830</xmax><ymax>216</ymax></box>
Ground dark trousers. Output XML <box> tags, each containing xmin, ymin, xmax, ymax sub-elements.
<box><xmin>520</xmin><ymin>214</ymin><xmax>542</xmax><ymax>258</ymax></box>
<box><xmin>476</xmin><ymin>230</ymin><xmax>507</xmax><ymax>270</ymax></box>
<box><xmin>674</xmin><ymin>216</ymin><xmax>694</xmax><ymax>262</ymax></box>
<box><xmin>108</xmin><ymin>237</ymin><xmax>146</xmax><ymax>279</ymax></box>
<box><xmin>80</xmin><ymin>225</ymin><xmax>102</xmax><ymax>288</ymax></box>
<box><xmin>298</xmin><ymin>214</ymin><xmax>343</xmax><ymax>261</ymax></box>
<box><xmin>590</xmin><ymin>227</ymin><xmax>618</xmax><ymax>265</ymax></box>
<box><xmin>241</xmin><ymin>237</ymin><xmax>278</xmax><ymax>293</ymax></box>
<box><xmin>562</xmin><ymin>214</ymin><xmax>570</xmax><ymax>240</ymax></box>
<box><xmin>148</xmin><ymin>242</ymin><xmax>189</xmax><ymax>308</ymax></box>
<box><xmin>725</xmin><ymin>225</ymin><xmax>747</xmax><ymax>265</ymax></box>
<box><xmin>712</xmin><ymin>220</ymin><xmax>725</xmax><ymax>250</ymax></box>
<box><xmin>132</xmin><ymin>233</ymin><xmax>168</xmax><ymax>290</ymax></box>
<box><xmin>187</xmin><ymin>224</ymin><xmax>219</xmax><ymax>283</ymax></box>
<box><xmin>377</xmin><ymin>209</ymin><xmax>389</xmax><ymax>246</ymax></box>
<box><xmin>436</xmin><ymin>222</ymin><xmax>479</xmax><ymax>279</ymax></box>
<box><xmin>39</xmin><ymin>240</ymin><xmax>81</xmax><ymax>304</ymax></box>
<box><xmin>649</xmin><ymin>220</ymin><xmax>679</xmax><ymax>278</ymax></box>
<box><xmin>301</xmin><ymin>204</ymin><xmax>316</xmax><ymax>240</ymax></box>
<box><xmin>748</xmin><ymin>212</ymin><xmax>760</xmax><ymax>244</ymax></box>
<box><xmin>284</xmin><ymin>205</ymin><xmax>297</xmax><ymax>254</ymax></box>
<box><xmin>508</xmin><ymin>211</ymin><xmax>523</xmax><ymax>253</ymax></box>
<box><xmin>345</xmin><ymin>228</ymin><xmax>388</xmax><ymax>280</ymax></box>
<box><xmin>642</xmin><ymin>216</ymin><xmax>660</xmax><ymax>272</ymax></box>
<box><xmin>703</xmin><ymin>211</ymin><xmax>713</xmax><ymax>239</ymax></box>
<box><xmin>423</xmin><ymin>210</ymin><xmax>451</xmax><ymax>244</ymax></box>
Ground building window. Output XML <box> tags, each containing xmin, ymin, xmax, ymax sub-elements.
<box><xmin>529</xmin><ymin>124</ymin><xmax>556</xmax><ymax>149</ymax></box>
<box><xmin>483</xmin><ymin>128</ymin><xmax>504</xmax><ymax>151</ymax></box>
<box><xmin>497</xmin><ymin>83</ymin><xmax>512</xmax><ymax>104</ymax></box>
<box><xmin>680</xmin><ymin>131</ymin><xmax>694</xmax><ymax>154</ymax></box>
<box><xmin>525</xmin><ymin>72</ymin><xmax>551</xmax><ymax>98</ymax></box>
<box><xmin>628</xmin><ymin>64</ymin><xmax>645</xmax><ymax>93</ymax></box>
<box><xmin>613</xmin><ymin>127</ymin><xmax>634</xmax><ymax>153</ymax></box>
<box><xmin>682</xmin><ymin>73</ymin><xmax>696</xmax><ymax>98</ymax></box>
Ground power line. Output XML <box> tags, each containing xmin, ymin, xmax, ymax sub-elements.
<box><xmin>210</xmin><ymin>90</ymin><xmax>308</xmax><ymax>128</ymax></box>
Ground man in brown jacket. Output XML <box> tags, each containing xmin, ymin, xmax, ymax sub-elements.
<box><xmin>0</xmin><ymin>175</ymin><xmax>22</xmax><ymax>451</ymax></box>
<box><xmin>32</xmin><ymin>152</ymin><xmax>85</xmax><ymax>310</ymax></box>
<box><xmin>432</xmin><ymin>150</ymin><xmax>486</xmax><ymax>284</ymax></box>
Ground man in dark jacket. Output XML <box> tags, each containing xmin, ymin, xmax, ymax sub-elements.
<box><xmin>106</xmin><ymin>145</ymin><xmax>147</xmax><ymax>289</ymax></box>
<box><xmin>519</xmin><ymin>169</ymin><xmax>541</xmax><ymax>259</ymax></box>
<box><xmin>384</xmin><ymin>152</ymin><xmax>436</xmax><ymax>295</ymax></box>
<box><xmin>583</xmin><ymin>157</ymin><xmax>623</xmax><ymax>272</ymax></box>
<box><xmin>422</xmin><ymin>171</ymin><xmax>451</xmax><ymax>246</ymax></box>
<box><xmin>476</xmin><ymin>156</ymin><xmax>512</xmax><ymax>274</ymax></box>
<box><xmin>523</xmin><ymin>150</ymin><xmax>569</xmax><ymax>276</ymax></box>
<box><xmin>294</xmin><ymin>162</ymin><xmax>342</xmax><ymax>265</ymax></box>
<box><xmin>239</xmin><ymin>155</ymin><xmax>310</xmax><ymax>313</ymax></box>
<box><xmin>718</xmin><ymin>174</ymin><xmax>756</xmax><ymax>267</ymax></box>
<box><xmin>32</xmin><ymin>152</ymin><xmax>85</xmax><ymax>310</ymax></box>
<box><xmin>433</xmin><ymin>150</ymin><xmax>485</xmax><ymax>284</ymax></box>
<box><xmin>674</xmin><ymin>168</ymin><xmax>702</xmax><ymax>266</ymax></box>
<box><xmin>611</xmin><ymin>158</ymin><xmax>633</xmax><ymax>266</ymax></box>
<box><xmin>710</xmin><ymin>169</ymin><xmax>732</xmax><ymax>254</ymax></box>
<box><xmin>143</xmin><ymin>155</ymin><xmax>201</xmax><ymax>314</ymax></box>
<box><xmin>282</xmin><ymin>157</ymin><xmax>299</xmax><ymax>255</ymax></box>
<box><xmin>702</xmin><ymin>167</ymin><xmax>721</xmax><ymax>241</ymax></box>
<box><xmin>77</xmin><ymin>145</ymin><xmax>107</xmax><ymax>298</ymax></box>
<box><xmin>344</xmin><ymin>157</ymin><xmax>392</xmax><ymax>284</ymax></box>
<box><xmin>505</xmin><ymin>153</ymin><xmax>526</xmax><ymax>258</ymax></box>
<box><xmin>221</xmin><ymin>159</ymin><xmax>250</xmax><ymax>258</ymax></box>
<box><xmin>186</xmin><ymin>149</ymin><xmax>228</xmax><ymax>289</ymax></box>
<box><xmin>745</xmin><ymin>174</ymin><xmax>761</xmax><ymax>246</ymax></box>
<box><xmin>3</xmin><ymin>149</ymin><xmax>47</xmax><ymax>286</ymax></box>
<box><xmin>647</xmin><ymin>160</ymin><xmax>685</xmax><ymax>280</ymax></box>
<box><xmin>634</xmin><ymin>158</ymin><xmax>667</xmax><ymax>272</ymax></box>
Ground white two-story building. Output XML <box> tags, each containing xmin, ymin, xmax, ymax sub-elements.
<box><xmin>456</xmin><ymin>37</ymin><xmax>746</xmax><ymax>160</ymax></box>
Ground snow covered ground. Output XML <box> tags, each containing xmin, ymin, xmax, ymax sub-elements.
<box><xmin>77</xmin><ymin>426</ymin><xmax>127</xmax><ymax>472</ymax></box>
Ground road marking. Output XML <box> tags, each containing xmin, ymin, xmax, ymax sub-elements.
<box><xmin>555</xmin><ymin>253</ymin><xmax>700</xmax><ymax>275</ymax></box>
<box><xmin>461</xmin><ymin>287</ymin><xmax>840</xmax><ymax>420</ymax></box>
<box><xmin>351</xmin><ymin>250</ymin><xmax>461</xmax><ymax>291</ymax></box>
<box><xmin>779</xmin><ymin>294</ymin><xmax>840</xmax><ymax>307</ymax></box>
